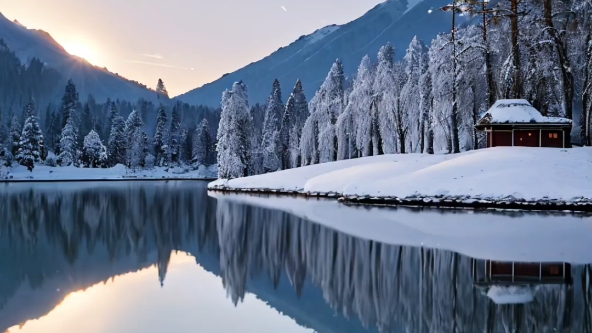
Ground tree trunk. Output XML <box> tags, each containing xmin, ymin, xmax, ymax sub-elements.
<box><xmin>427</xmin><ymin>97</ymin><xmax>435</xmax><ymax>154</ymax></box>
<box><xmin>420</xmin><ymin>114</ymin><xmax>425</xmax><ymax>153</ymax></box>
<box><xmin>543</xmin><ymin>0</ymin><xmax>574</xmax><ymax>120</ymax></box>
<box><xmin>451</xmin><ymin>3</ymin><xmax>461</xmax><ymax>153</ymax></box>
<box><xmin>482</xmin><ymin>1</ymin><xmax>496</xmax><ymax>107</ymax></box>
<box><xmin>472</xmin><ymin>86</ymin><xmax>479</xmax><ymax>150</ymax></box>
<box><xmin>510</xmin><ymin>0</ymin><xmax>522</xmax><ymax>99</ymax></box>
<box><xmin>583</xmin><ymin>31</ymin><xmax>592</xmax><ymax>146</ymax></box>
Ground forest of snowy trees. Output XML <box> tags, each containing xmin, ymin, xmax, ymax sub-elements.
<box><xmin>216</xmin><ymin>0</ymin><xmax>592</xmax><ymax>179</ymax></box>
<box><xmin>0</xmin><ymin>76</ymin><xmax>219</xmax><ymax>172</ymax></box>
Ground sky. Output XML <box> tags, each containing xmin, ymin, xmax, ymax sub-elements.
<box><xmin>1</xmin><ymin>0</ymin><xmax>386</xmax><ymax>97</ymax></box>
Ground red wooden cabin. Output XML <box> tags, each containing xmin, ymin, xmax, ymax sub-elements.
<box><xmin>475</xmin><ymin>99</ymin><xmax>572</xmax><ymax>148</ymax></box>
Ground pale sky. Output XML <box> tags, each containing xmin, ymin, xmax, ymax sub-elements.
<box><xmin>1</xmin><ymin>0</ymin><xmax>385</xmax><ymax>97</ymax></box>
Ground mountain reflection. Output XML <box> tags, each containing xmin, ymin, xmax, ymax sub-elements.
<box><xmin>0</xmin><ymin>182</ymin><xmax>590</xmax><ymax>333</ymax></box>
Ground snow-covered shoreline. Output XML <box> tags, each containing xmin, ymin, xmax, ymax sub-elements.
<box><xmin>0</xmin><ymin>164</ymin><xmax>218</xmax><ymax>182</ymax></box>
<box><xmin>209</xmin><ymin>147</ymin><xmax>592</xmax><ymax>212</ymax></box>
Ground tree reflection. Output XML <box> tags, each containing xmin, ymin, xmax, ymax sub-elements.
<box><xmin>0</xmin><ymin>183</ymin><xmax>590</xmax><ymax>333</ymax></box>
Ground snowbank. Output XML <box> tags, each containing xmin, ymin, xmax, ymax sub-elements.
<box><xmin>209</xmin><ymin>147</ymin><xmax>592</xmax><ymax>210</ymax></box>
<box><xmin>0</xmin><ymin>164</ymin><xmax>217</xmax><ymax>181</ymax></box>
<box><xmin>209</xmin><ymin>192</ymin><xmax>592</xmax><ymax>263</ymax></box>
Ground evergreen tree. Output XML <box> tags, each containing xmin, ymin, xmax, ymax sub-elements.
<box><xmin>153</xmin><ymin>106</ymin><xmax>169</xmax><ymax>166</ymax></box>
<box><xmin>373</xmin><ymin>43</ymin><xmax>399</xmax><ymax>154</ymax></box>
<box><xmin>104</xmin><ymin>100</ymin><xmax>117</xmax><ymax>140</ymax></box>
<box><xmin>345</xmin><ymin>55</ymin><xmax>375</xmax><ymax>158</ymax></box>
<box><xmin>16</xmin><ymin>114</ymin><xmax>45</xmax><ymax>171</ymax></box>
<box><xmin>23</xmin><ymin>99</ymin><xmax>35</xmax><ymax>120</ymax></box>
<box><xmin>156</xmin><ymin>79</ymin><xmax>169</xmax><ymax>99</ymax></box>
<box><xmin>261</xmin><ymin>79</ymin><xmax>283</xmax><ymax>173</ymax></box>
<box><xmin>217</xmin><ymin>81</ymin><xmax>252</xmax><ymax>179</ymax></box>
<box><xmin>192</xmin><ymin>118</ymin><xmax>212</xmax><ymax>167</ymax></box>
<box><xmin>107</xmin><ymin>115</ymin><xmax>126</xmax><ymax>166</ymax></box>
<box><xmin>81</xmin><ymin>102</ymin><xmax>93</xmax><ymax>141</ymax></box>
<box><xmin>301</xmin><ymin>59</ymin><xmax>345</xmax><ymax>165</ymax></box>
<box><xmin>59</xmin><ymin>111</ymin><xmax>78</xmax><ymax>166</ymax></box>
<box><xmin>0</xmin><ymin>108</ymin><xmax>6</xmax><ymax>154</ymax></box>
<box><xmin>9</xmin><ymin>115</ymin><xmax>22</xmax><ymax>157</ymax></box>
<box><xmin>61</xmin><ymin>79</ymin><xmax>79</xmax><ymax>129</ymax></box>
<box><xmin>280</xmin><ymin>79</ymin><xmax>308</xmax><ymax>169</ymax></box>
<box><xmin>169</xmin><ymin>104</ymin><xmax>182</xmax><ymax>165</ymax></box>
<box><xmin>82</xmin><ymin>130</ymin><xmax>107</xmax><ymax>168</ymax></box>
<box><xmin>125</xmin><ymin>110</ymin><xmax>146</xmax><ymax>169</ymax></box>
<box><xmin>401</xmin><ymin>36</ymin><xmax>427</xmax><ymax>153</ymax></box>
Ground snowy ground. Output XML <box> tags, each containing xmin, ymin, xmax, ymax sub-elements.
<box><xmin>209</xmin><ymin>147</ymin><xmax>592</xmax><ymax>210</ymax></box>
<box><xmin>0</xmin><ymin>164</ymin><xmax>217</xmax><ymax>181</ymax></box>
<box><xmin>210</xmin><ymin>192</ymin><xmax>592</xmax><ymax>264</ymax></box>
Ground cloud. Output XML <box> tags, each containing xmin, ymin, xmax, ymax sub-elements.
<box><xmin>281</xmin><ymin>6</ymin><xmax>287</xmax><ymax>11</ymax></box>
<box><xmin>141</xmin><ymin>53</ymin><xmax>164</xmax><ymax>59</ymax></box>
<box><xmin>125</xmin><ymin>60</ymin><xmax>192</xmax><ymax>70</ymax></box>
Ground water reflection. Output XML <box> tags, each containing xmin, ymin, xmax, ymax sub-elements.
<box><xmin>0</xmin><ymin>182</ymin><xmax>590</xmax><ymax>333</ymax></box>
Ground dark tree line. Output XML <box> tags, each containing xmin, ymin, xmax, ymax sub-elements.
<box><xmin>0</xmin><ymin>40</ymin><xmax>220</xmax><ymax>171</ymax></box>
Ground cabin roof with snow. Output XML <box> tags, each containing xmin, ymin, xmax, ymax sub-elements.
<box><xmin>486</xmin><ymin>286</ymin><xmax>535</xmax><ymax>305</ymax></box>
<box><xmin>476</xmin><ymin>99</ymin><xmax>572</xmax><ymax>127</ymax></box>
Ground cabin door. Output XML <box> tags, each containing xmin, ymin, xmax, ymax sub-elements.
<box><xmin>514</xmin><ymin>130</ymin><xmax>538</xmax><ymax>147</ymax></box>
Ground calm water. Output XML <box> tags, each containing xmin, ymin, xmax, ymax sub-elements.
<box><xmin>0</xmin><ymin>181</ymin><xmax>591</xmax><ymax>333</ymax></box>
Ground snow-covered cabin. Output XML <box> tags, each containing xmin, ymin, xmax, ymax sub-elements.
<box><xmin>475</xmin><ymin>99</ymin><xmax>572</xmax><ymax>148</ymax></box>
<box><xmin>473</xmin><ymin>260</ymin><xmax>572</xmax><ymax>304</ymax></box>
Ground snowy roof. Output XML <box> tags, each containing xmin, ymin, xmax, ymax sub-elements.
<box><xmin>487</xmin><ymin>286</ymin><xmax>535</xmax><ymax>305</ymax></box>
<box><xmin>477</xmin><ymin>99</ymin><xmax>572</xmax><ymax>125</ymax></box>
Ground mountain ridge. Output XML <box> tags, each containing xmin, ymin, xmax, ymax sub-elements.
<box><xmin>175</xmin><ymin>0</ymin><xmax>458</xmax><ymax>107</ymax></box>
<box><xmin>0</xmin><ymin>12</ymin><xmax>159</xmax><ymax>103</ymax></box>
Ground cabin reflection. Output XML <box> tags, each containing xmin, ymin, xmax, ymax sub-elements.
<box><xmin>472</xmin><ymin>259</ymin><xmax>572</xmax><ymax>286</ymax></box>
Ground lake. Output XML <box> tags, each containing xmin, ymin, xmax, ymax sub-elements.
<box><xmin>0</xmin><ymin>181</ymin><xmax>591</xmax><ymax>333</ymax></box>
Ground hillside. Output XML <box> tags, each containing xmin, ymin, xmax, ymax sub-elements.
<box><xmin>176</xmin><ymin>0</ymin><xmax>460</xmax><ymax>106</ymax></box>
<box><xmin>0</xmin><ymin>12</ymin><xmax>159</xmax><ymax>103</ymax></box>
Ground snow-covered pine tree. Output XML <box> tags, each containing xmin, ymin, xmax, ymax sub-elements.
<box><xmin>156</xmin><ymin>79</ymin><xmax>169</xmax><ymax>99</ymax></box>
<box><xmin>60</xmin><ymin>79</ymin><xmax>79</xmax><ymax>129</ymax></box>
<box><xmin>81</xmin><ymin>102</ymin><xmax>93</xmax><ymax>141</ymax></box>
<box><xmin>125</xmin><ymin>110</ymin><xmax>146</xmax><ymax>169</ymax></box>
<box><xmin>217</xmin><ymin>81</ymin><xmax>252</xmax><ymax>179</ymax></box>
<box><xmin>104</xmin><ymin>100</ymin><xmax>118</xmax><ymax>140</ymax></box>
<box><xmin>401</xmin><ymin>36</ymin><xmax>427</xmax><ymax>153</ymax></box>
<box><xmin>180</xmin><ymin>128</ymin><xmax>189</xmax><ymax>163</ymax></box>
<box><xmin>302</xmin><ymin>59</ymin><xmax>345</xmax><ymax>165</ymax></box>
<box><xmin>192</xmin><ymin>118</ymin><xmax>212</xmax><ymax>167</ymax></box>
<box><xmin>82</xmin><ymin>130</ymin><xmax>107</xmax><ymax>168</ymax></box>
<box><xmin>280</xmin><ymin>79</ymin><xmax>309</xmax><ymax>168</ymax></box>
<box><xmin>344</xmin><ymin>55</ymin><xmax>375</xmax><ymax>158</ymax></box>
<box><xmin>9</xmin><ymin>115</ymin><xmax>22</xmax><ymax>157</ymax></box>
<box><xmin>16</xmin><ymin>113</ymin><xmax>45</xmax><ymax>171</ymax></box>
<box><xmin>373</xmin><ymin>43</ymin><xmax>400</xmax><ymax>154</ymax></box>
<box><xmin>23</xmin><ymin>99</ymin><xmax>35</xmax><ymax>120</ymax></box>
<box><xmin>261</xmin><ymin>79</ymin><xmax>283</xmax><ymax>173</ymax></box>
<box><xmin>107</xmin><ymin>114</ymin><xmax>126</xmax><ymax>166</ymax></box>
<box><xmin>169</xmin><ymin>104</ymin><xmax>182</xmax><ymax>165</ymax></box>
<box><xmin>0</xmin><ymin>109</ymin><xmax>5</xmax><ymax>155</ymax></box>
<box><xmin>153</xmin><ymin>106</ymin><xmax>169</xmax><ymax>166</ymax></box>
<box><xmin>59</xmin><ymin>111</ymin><xmax>78</xmax><ymax>166</ymax></box>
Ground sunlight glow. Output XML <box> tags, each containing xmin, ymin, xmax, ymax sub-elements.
<box><xmin>62</xmin><ymin>38</ymin><xmax>100</xmax><ymax>65</ymax></box>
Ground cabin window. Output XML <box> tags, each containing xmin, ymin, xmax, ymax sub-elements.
<box><xmin>549</xmin><ymin>133</ymin><xmax>558</xmax><ymax>139</ymax></box>
<box><xmin>528</xmin><ymin>133</ymin><xmax>532</xmax><ymax>136</ymax></box>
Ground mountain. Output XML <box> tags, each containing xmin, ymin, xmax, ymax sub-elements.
<box><xmin>176</xmin><ymin>0</ymin><xmax>459</xmax><ymax>107</ymax></box>
<box><xmin>0</xmin><ymin>12</ymin><xmax>158</xmax><ymax>103</ymax></box>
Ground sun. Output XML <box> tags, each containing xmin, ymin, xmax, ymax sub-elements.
<box><xmin>62</xmin><ymin>38</ymin><xmax>100</xmax><ymax>65</ymax></box>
